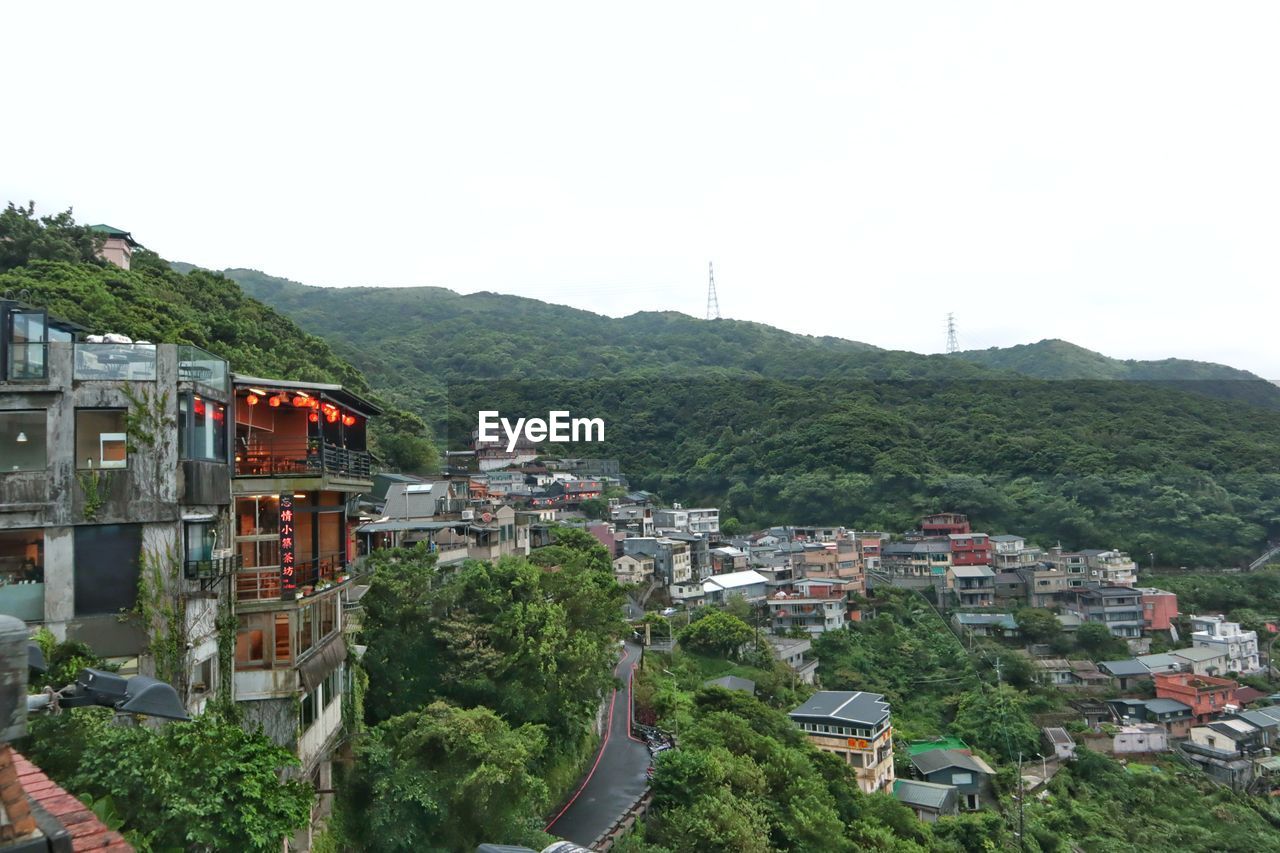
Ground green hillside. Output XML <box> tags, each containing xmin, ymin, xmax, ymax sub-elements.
<box><xmin>211</xmin><ymin>268</ymin><xmax>1280</xmax><ymax>568</ymax></box>
<box><xmin>957</xmin><ymin>339</ymin><xmax>1280</xmax><ymax>409</ymax></box>
<box><xmin>0</xmin><ymin>208</ymin><xmax>435</xmax><ymax>471</ymax></box>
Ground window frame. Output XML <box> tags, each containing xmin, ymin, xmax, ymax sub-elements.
<box><xmin>0</xmin><ymin>409</ymin><xmax>48</xmax><ymax>473</ymax></box>
<box><xmin>74</xmin><ymin>407</ymin><xmax>129</xmax><ymax>471</ymax></box>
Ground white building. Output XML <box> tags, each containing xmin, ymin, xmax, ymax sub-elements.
<box><xmin>1191</xmin><ymin>614</ymin><xmax>1261</xmax><ymax>674</ymax></box>
<box><xmin>1083</xmin><ymin>549</ymin><xmax>1139</xmax><ymax>586</ymax></box>
<box><xmin>702</xmin><ymin>569</ymin><xmax>768</xmax><ymax>605</ymax></box>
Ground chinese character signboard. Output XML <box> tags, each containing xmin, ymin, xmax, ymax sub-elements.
<box><xmin>279</xmin><ymin>494</ymin><xmax>296</xmax><ymax>599</ymax></box>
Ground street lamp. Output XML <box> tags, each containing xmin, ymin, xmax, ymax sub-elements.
<box><xmin>661</xmin><ymin>669</ymin><xmax>679</xmax><ymax>743</ymax></box>
<box><xmin>28</xmin><ymin>668</ymin><xmax>190</xmax><ymax>721</ymax></box>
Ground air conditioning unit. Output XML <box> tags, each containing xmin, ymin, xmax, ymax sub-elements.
<box><xmin>460</xmin><ymin>510</ymin><xmax>475</xmax><ymax>521</ymax></box>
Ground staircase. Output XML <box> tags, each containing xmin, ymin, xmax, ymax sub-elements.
<box><xmin>1249</xmin><ymin>543</ymin><xmax>1280</xmax><ymax>572</ymax></box>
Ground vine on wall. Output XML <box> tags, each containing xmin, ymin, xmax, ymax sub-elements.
<box><xmin>77</xmin><ymin>469</ymin><xmax>106</xmax><ymax>521</ymax></box>
<box><xmin>135</xmin><ymin>541</ymin><xmax>188</xmax><ymax>695</ymax></box>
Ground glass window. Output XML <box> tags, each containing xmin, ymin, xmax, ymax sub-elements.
<box><xmin>319</xmin><ymin>595</ymin><xmax>336</xmax><ymax>638</ymax></box>
<box><xmin>0</xmin><ymin>410</ymin><xmax>47</xmax><ymax>472</ymax></box>
<box><xmin>236</xmin><ymin>496</ymin><xmax>279</xmax><ymax>536</ymax></box>
<box><xmin>179</xmin><ymin>393</ymin><xmax>227</xmax><ymax>461</ymax></box>
<box><xmin>952</xmin><ymin>772</ymin><xmax>973</xmax><ymax>785</ymax></box>
<box><xmin>7</xmin><ymin>311</ymin><xmax>47</xmax><ymax>380</ymax></box>
<box><xmin>300</xmin><ymin>689</ymin><xmax>316</xmax><ymax>730</ymax></box>
<box><xmin>0</xmin><ymin>529</ymin><xmax>43</xmax><ymax>584</ymax></box>
<box><xmin>297</xmin><ymin>603</ymin><xmax>314</xmax><ymax>656</ymax></box>
<box><xmin>235</xmin><ymin>627</ymin><xmax>265</xmax><ymax>666</ymax></box>
<box><xmin>185</xmin><ymin>521</ymin><xmax>217</xmax><ymax>564</ymax></box>
<box><xmin>75</xmin><ymin>409</ymin><xmax>128</xmax><ymax>470</ymax></box>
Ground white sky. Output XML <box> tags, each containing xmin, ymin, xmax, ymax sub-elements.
<box><xmin>5</xmin><ymin>2</ymin><xmax>1279</xmax><ymax>376</ymax></box>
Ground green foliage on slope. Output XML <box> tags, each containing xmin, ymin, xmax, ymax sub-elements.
<box><xmin>220</xmin><ymin>269</ymin><xmax>1280</xmax><ymax>566</ymax></box>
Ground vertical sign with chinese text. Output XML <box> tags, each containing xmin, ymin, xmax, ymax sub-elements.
<box><xmin>279</xmin><ymin>494</ymin><xmax>296</xmax><ymax>599</ymax></box>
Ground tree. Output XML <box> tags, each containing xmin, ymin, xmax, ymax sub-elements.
<box><xmin>679</xmin><ymin>609</ymin><xmax>754</xmax><ymax>658</ymax></box>
<box><xmin>1076</xmin><ymin>622</ymin><xmax>1127</xmax><ymax>659</ymax></box>
<box><xmin>951</xmin><ymin>685</ymin><xmax>1039</xmax><ymax>763</ymax></box>
<box><xmin>0</xmin><ymin>201</ymin><xmax>104</xmax><ymax>271</ymax></box>
<box><xmin>23</xmin><ymin>708</ymin><xmax>312</xmax><ymax>851</ymax></box>
<box><xmin>345</xmin><ymin>701</ymin><xmax>550</xmax><ymax>852</ymax></box>
<box><xmin>1015</xmin><ymin>608</ymin><xmax>1062</xmax><ymax>644</ymax></box>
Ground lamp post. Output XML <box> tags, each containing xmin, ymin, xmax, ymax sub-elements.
<box><xmin>662</xmin><ymin>669</ymin><xmax>679</xmax><ymax>744</ymax></box>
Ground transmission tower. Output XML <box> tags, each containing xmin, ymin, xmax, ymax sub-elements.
<box><xmin>706</xmin><ymin>262</ymin><xmax>721</xmax><ymax>320</ymax></box>
<box><xmin>946</xmin><ymin>312</ymin><xmax>960</xmax><ymax>354</ymax></box>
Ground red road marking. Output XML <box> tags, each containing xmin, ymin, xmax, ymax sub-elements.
<box><xmin>545</xmin><ymin>646</ymin><xmax>635</xmax><ymax>832</ymax></box>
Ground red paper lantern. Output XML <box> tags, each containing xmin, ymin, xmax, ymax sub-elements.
<box><xmin>342</xmin><ymin>414</ymin><xmax>356</xmax><ymax>427</ymax></box>
<box><xmin>326</xmin><ymin>411</ymin><xmax>339</xmax><ymax>424</ymax></box>
<box><xmin>309</xmin><ymin>412</ymin><xmax>319</xmax><ymax>423</ymax></box>
<box><xmin>246</xmin><ymin>393</ymin><xmax>259</xmax><ymax>406</ymax></box>
<box><xmin>268</xmin><ymin>396</ymin><xmax>282</xmax><ymax>408</ymax></box>
<box><xmin>293</xmin><ymin>396</ymin><xmax>310</xmax><ymax>408</ymax></box>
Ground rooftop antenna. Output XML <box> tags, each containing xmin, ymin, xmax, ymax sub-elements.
<box><xmin>946</xmin><ymin>312</ymin><xmax>960</xmax><ymax>354</ymax></box>
<box><xmin>706</xmin><ymin>262</ymin><xmax>721</xmax><ymax>320</ymax></box>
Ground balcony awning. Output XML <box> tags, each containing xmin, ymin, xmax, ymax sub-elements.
<box><xmin>298</xmin><ymin>634</ymin><xmax>347</xmax><ymax>693</ymax></box>
<box><xmin>356</xmin><ymin>519</ymin><xmax>463</xmax><ymax>534</ymax></box>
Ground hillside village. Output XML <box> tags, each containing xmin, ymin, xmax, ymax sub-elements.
<box><xmin>4</xmin><ymin>222</ymin><xmax>1280</xmax><ymax>850</ymax></box>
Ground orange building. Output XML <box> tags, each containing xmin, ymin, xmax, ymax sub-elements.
<box><xmin>1153</xmin><ymin>672</ymin><xmax>1238</xmax><ymax>724</ymax></box>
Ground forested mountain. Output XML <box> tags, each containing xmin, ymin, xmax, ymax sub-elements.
<box><xmin>211</xmin><ymin>267</ymin><xmax>1280</xmax><ymax>568</ymax></box>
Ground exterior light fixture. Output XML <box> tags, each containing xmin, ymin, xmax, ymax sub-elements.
<box><xmin>246</xmin><ymin>393</ymin><xmax>260</xmax><ymax>406</ymax></box>
<box><xmin>268</xmin><ymin>395</ymin><xmax>283</xmax><ymax>408</ymax></box>
<box><xmin>15</xmin><ymin>432</ymin><xmax>27</xmax><ymax>443</ymax></box>
<box><xmin>29</xmin><ymin>668</ymin><xmax>190</xmax><ymax>722</ymax></box>
<box><xmin>342</xmin><ymin>414</ymin><xmax>356</xmax><ymax>427</ymax></box>
<box><xmin>248</xmin><ymin>387</ymin><xmax>268</xmax><ymax>395</ymax></box>
<box><xmin>308</xmin><ymin>412</ymin><xmax>319</xmax><ymax>423</ymax></box>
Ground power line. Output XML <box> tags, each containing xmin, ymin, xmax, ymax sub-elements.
<box><xmin>946</xmin><ymin>312</ymin><xmax>960</xmax><ymax>354</ymax></box>
<box><xmin>706</xmin><ymin>261</ymin><xmax>721</xmax><ymax>320</ymax></box>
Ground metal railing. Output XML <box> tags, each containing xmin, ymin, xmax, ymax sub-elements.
<box><xmin>72</xmin><ymin>342</ymin><xmax>157</xmax><ymax>381</ymax></box>
<box><xmin>235</xmin><ymin>437</ymin><xmax>372</xmax><ymax>479</ymax></box>
<box><xmin>184</xmin><ymin>552</ymin><xmax>243</xmax><ymax>580</ymax></box>
<box><xmin>235</xmin><ymin>551</ymin><xmax>347</xmax><ymax>601</ymax></box>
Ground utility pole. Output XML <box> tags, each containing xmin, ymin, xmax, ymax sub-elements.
<box><xmin>1016</xmin><ymin>753</ymin><xmax>1026</xmax><ymax>852</ymax></box>
<box><xmin>946</xmin><ymin>312</ymin><xmax>960</xmax><ymax>354</ymax></box>
<box><xmin>706</xmin><ymin>262</ymin><xmax>721</xmax><ymax>320</ymax></box>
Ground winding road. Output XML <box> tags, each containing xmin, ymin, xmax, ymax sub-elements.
<box><xmin>544</xmin><ymin>640</ymin><xmax>650</xmax><ymax>847</ymax></box>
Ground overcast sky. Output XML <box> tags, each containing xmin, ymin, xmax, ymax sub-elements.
<box><xmin>5</xmin><ymin>2</ymin><xmax>1279</xmax><ymax>376</ymax></box>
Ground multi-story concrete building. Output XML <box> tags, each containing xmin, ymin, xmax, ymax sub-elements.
<box><xmin>790</xmin><ymin>690</ymin><xmax>894</xmax><ymax>793</ymax></box>
<box><xmin>1190</xmin><ymin>614</ymin><xmax>1261</xmax><ymax>674</ymax></box>
<box><xmin>622</xmin><ymin>537</ymin><xmax>692</xmax><ymax>588</ymax></box>
<box><xmin>612</xmin><ymin>553</ymin><xmax>654</xmax><ymax>586</ymax></box>
<box><xmin>229</xmin><ymin>375</ymin><xmax>380</xmax><ymax>847</ymax></box>
<box><xmin>768</xmin><ymin>579</ymin><xmax>850</xmax><ymax>635</ymax></box>
<box><xmin>1139</xmin><ymin>588</ymin><xmax>1179</xmax><ymax>631</ymax></box>
<box><xmin>1065</xmin><ymin>586</ymin><xmax>1144</xmax><ymax>639</ymax></box>
<box><xmin>882</xmin><ymin>541</ymin><xmax>951</xmax><ymax>581</ymax></box>
<box><xmin>1082</xmin><ymin>549</ymin><xmax>1139</xmax><ymax>587</ymax></box>
<box><xmin>0</xmin><ymin>300</ymin><xmax>234</xmax><ymax>716</ymax></box>
<box><xmin>920</xmin><ymin>513</ymin><xmax>970</xmax><ymax>537</ymax></box>
<box><xmin>1018</xmin><ymin>565</ymin><xmax>1070</xmax><ymax>609</ymax></box>
<box><xmin>653</xmin><ymin>506</ymin><xmax>720</xmax><ymax>538</ymax></box>
<box><xmin>990</xmin><ymin>535</ymin><xmax>1042</xmax><ymax>571</ymax></box>
<box><xmin>1154</xmin><ymin>672</ymin><xmax>1239</xmax><ymax>724</ymax></box>
<box><xmin>947</xmin><ymin>566</ymin><xmax>996</xmax><ymax>608</ymax></box>
<box><xmin>948</xmin><ymin>533</ymin><xmax>992</xmax><ymax>567</ymax></box>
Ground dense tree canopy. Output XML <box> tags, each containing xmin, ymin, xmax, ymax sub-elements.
<box><xmin>21</xmin><ymin>708</ymin><xmax>312</xmax><ymax>851</ymax></box>
<box><xmin>344</xmin><ymin>701</ymin><xmax>551</xmax><ymax>852</ymax></box>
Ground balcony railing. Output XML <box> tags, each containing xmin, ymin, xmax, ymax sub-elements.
<box><xmin>185</xmin><ymin>552</ymin><xmax>243</xmax><ymax>580</ymax></box>
<box><xmin>73</xmin><ymin>343</ymin><xmax>157</xmax><ymax>381</ymax></box>
<box><xmin>236</xmin><ymin>438</ymin><xmax>372</xmax><ymax>479</ymax></box>
<box><xmin>178</xmin><ymin>344</ymin><xmax>229</xmax><ymax>393</ymax></box>
<box><xmin>235</xmin><ymin>550</ymin><xmax>348</xmax><ymax>602</ymax></box>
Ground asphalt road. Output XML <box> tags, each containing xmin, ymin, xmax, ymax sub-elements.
<box><xmin>544</xmin><ymin>640</ymin><xmax>650</xmax><ymax>847</ymax></box>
